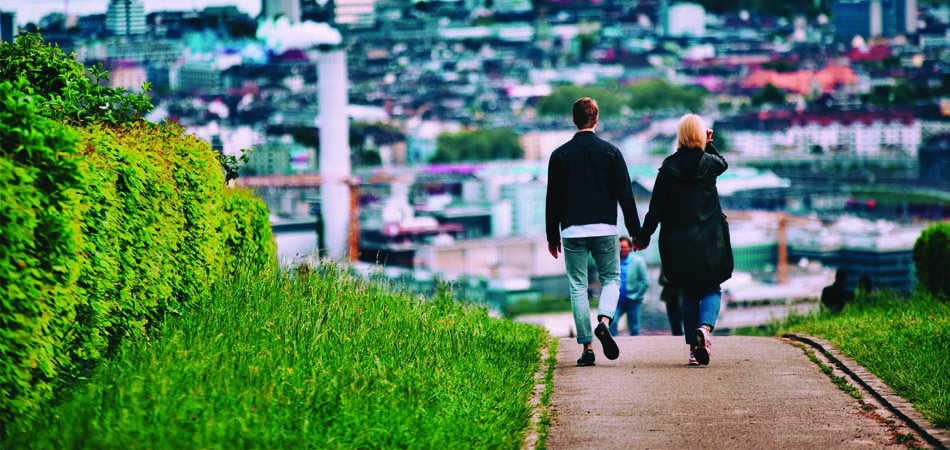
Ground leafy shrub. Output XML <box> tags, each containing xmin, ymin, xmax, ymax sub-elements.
<box><xmin>0</xmin><ymin>78</ymin><xmax>84</xmax><ymax>431</ymax></box>
<box><xmin>0</xmin><ymin>32</ymin><xmax>152</xmax><ymax>125</ymax></box>
<box><xmin>0</xmin><ymin>44</ymin><xmax>275</xmax><ymax>434</ymax></box>
<box><xmin>913</xmin><ymin>222</ymin><xmax>950</xmax><ymax>300</ymax></box>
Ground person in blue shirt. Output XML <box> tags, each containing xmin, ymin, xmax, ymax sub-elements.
<box><xmin>610</xmin><ymin>236</ymin><xmax>649</xmax><ymax>336</ymax></box>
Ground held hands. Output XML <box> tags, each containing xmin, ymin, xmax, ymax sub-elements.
<box><xmin>548</xmin><ymin>240</ymin><xmax>561</xmax><ymax>259</ymax></box>
<box><xmin>632</xmin><ymin>235</ymin><xmax>650</xmax><ymax>251</ymax></box>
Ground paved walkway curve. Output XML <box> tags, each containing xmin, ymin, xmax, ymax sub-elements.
<box><xmin>548</xmin><ymin>336</ymin><xmax>910</xmax><ymax>449</ymax></box>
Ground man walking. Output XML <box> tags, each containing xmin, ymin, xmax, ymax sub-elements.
<box><xmin>610</xmin><ymin>236</ymin><xmax>648</xmax><ymax>337</ymax></box>
<box><xmin>545</xmin><ymin>97</ymin><xmax>641</xmax><ymax>367</ymax></box>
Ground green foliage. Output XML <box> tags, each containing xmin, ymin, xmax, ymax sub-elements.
<box><xmin>7</xmin><ymin>264</ymin><xmax>548</xmax><ymax>448</ymax></box>
<box><xmin>695</xmin><ymin>0</ymin><xmax>831</xmax><ymax>18</ymax></box>
<box><xmin>0</xmin><ymin>78</ymin><xmax>84</xmax><ymax>431</ymax></box>
<box><xmin>913</xmin><ymin>223</ymin><xmax>950</xmax><ymax>299</ymax></box>
<box><xmin>432</xmin><ymin>128</ymin><xmax>522</xmax><ymax>163</ymax></box>
<box><xmin>760</xmin><ymin>59</ymin><xmax>799</xmax><ymax>72</ymax></box>
<box><xmin>535</xmin><ymin>81</ymin><xmax>706</xmax><ymax>117</ymax></box>
<box><xmin>0</xmin><ymin>32</ymin><xmax>152</xmax><ymax>125</ymax></box>
<box><xmin>219</xmin><ymin>148</ymin><xmax>252</xmax><ymax>183</ymax></box>
<box><xmin>535</xmin><ymin>85</ymin><xmax>625</xmax><ymax>117</ymax></box>
<box><xmin>0</xmin><ymin>59</ymin><xmax>274</xmax><ymax>433</ymax></box>
<box><xmin>627</xmin><ymin>79</ymin><xmax>707</xmax><ymax>112</ymax></box>
<box><xmin>751</xmin><ymin>83</ymin><xmax>787</xmax><ymax>106</ymax></box>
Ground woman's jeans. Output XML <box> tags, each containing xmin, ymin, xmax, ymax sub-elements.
<box><xmin>563</xmin><ymin>236</ymin><xmax>620</xmax><ymax>344</ymax></box>
<box><xmin>682</xmin><ymin>286</ymin><xmax>721</xmax><ymax>347</ymax></box>
<box><xmin>610</xmin><ymin>300</ymin><xmax>642</xmax><ymax>336</ymax></box>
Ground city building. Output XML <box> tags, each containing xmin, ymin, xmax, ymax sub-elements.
<box><xmin>662</xmin><ymin>2</ymin><xmax>706</xmax><ymax>36</ymax></box>
<box><xmin>919</xmin><ymin>133</ymin><xmax>950</xmax><ymax>187</ymax></box>
<box><xmin>499</xmin><ymin>182</ymin><xmax>546</xmax><ymax>236</ymax></box>
<box><xmin>717</xmin><ymin>111</ymin><xmax>921</xmax><ymax>157</ymax></box>
<box><xmin>833</xmin><ymin>0</ymin><xmax>917</xmax><ymax>38</ymax></box>
<box><xmin>262</xmin><ymin>0</ymin><xmax>301</xmax><ymax>23</ymax></box>
<box><xmin>178</xmin><ymin>62</ymin><xmax>224</xmax><ymax>91</ymax></box>
<box><xmin>335</xmin><ymin>0</ymin><xmax>378</xmax><ymax>28</ymax></box>
<box><xmin>106</xmin><ymin>0</ymin><xmax>146</xmax><ymax>36</ymax></box>
<box><xmin>0</xmin><ymin>11</ymin><xmax>15</xmax><ymax>44</ymax></box>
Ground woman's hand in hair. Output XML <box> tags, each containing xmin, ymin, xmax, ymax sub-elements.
<box><xmin>706</xmin><ymin>128</ymin><xmax>714</xmax><ymax>144</ymax></box>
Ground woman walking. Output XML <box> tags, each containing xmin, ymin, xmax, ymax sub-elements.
<box><xmin>633</xmin><ymin>114</ymin><xmax>733</xmax><ymax>366</ymax></box>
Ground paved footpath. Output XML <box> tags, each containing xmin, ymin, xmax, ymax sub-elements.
<box><xmin>548</xmin><ymin>336</ymin><xmax>909</xmax><ymax>449</ymax></box>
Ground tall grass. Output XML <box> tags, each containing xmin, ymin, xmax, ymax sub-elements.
<box><xmin>6</xmin><ymin>263</ymin><xmax>549</xmax><ymax>448</ymax></box>
<box><xmin>736</xmin><ymin>290</ymin><xmax>950</xmax><ymax>429</ymax></box>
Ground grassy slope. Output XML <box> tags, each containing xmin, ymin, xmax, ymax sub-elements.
<box><xmin>9</xmin><ymin>264</ymin><xmax>549</xmax><ymax>449</ymax></box>
<box><xmin>737</xmin><ymin>291</ymin><xmax>950</xmax><ymax>429</ymax></box>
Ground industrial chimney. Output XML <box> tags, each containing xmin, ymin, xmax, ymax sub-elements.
<box><xmin>318</xmin><ymin>50</ymin><xmax>351</xmax><ymax>260</ymax></box>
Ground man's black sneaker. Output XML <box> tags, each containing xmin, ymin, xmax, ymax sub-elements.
<box><xmin>595</xmin><ymin>322</ymin><xmax>620</xmax><ymax>360</ymax></box>
<box><xmin>576</xmin><ymin>349</ymin><xmax>595</xmax><ymax>366</ymax></box>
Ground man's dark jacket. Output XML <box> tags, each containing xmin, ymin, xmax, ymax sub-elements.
<box><xmin>636</xmin><ymin>143</ymin><xmax>733</xmax><ymax>294</ymax></box>
<box><xmin>545</xmin><ymin>131</ymin><xmax>640</xmax><ymax>245</ymax></box>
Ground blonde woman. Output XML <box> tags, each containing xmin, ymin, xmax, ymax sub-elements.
<box><xmin>633</xmin><ymin>114</ymin><xmax>733</xmax><ymax>366</ymax></box>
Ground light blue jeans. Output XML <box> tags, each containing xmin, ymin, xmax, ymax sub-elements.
<box><xmin>682</xmin><ymin>286</ymin><xmax>721</xmax><ymax>347</ymax></box>
<box><xmin>610</xmin><ymin>300</ymin><xmax>642</xmax><ymax>336</ymax></box>
<box><xmin>563</xmin><ymin>235</ymin><xmax>620</xmax><ymax>344</ymax></box>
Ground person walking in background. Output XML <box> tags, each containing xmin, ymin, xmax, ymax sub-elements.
<box><xmin>658</xmin><ymin>267</ymin><xmax>684</xmax><ymax>336</ymax></box>
<box><xmin>610</xmin><ymin>236</ymin><xmax>648</xmax><ymax>336</ymax></box>
<box><xmin>546</xmin><ymin>97</ymin><xmax>641</xmax><ymax>367</ymax></box>
<box><xmin>633</xmin><ymin>113</ymin><xmax>733</xmax><ymax>366</ymax></box>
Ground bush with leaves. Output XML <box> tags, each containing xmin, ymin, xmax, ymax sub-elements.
<box><xmin>0</xmin><ymin>36</ymin><xmax>276</xmax><ymax>436</ymax></box>
<box><xmin>0</xmin><ymin>32</ymin><xmax>152</xmax><ymax>125</ymax></box>
<box><xmin>0</xmin><ymin>77</ymin><xmax>84</xmax><ymax>431</ymax></box>
<box><xmin>913</xmin><ymin>222</ymin><xmax>950</xmax><ymax>300</ymax></box>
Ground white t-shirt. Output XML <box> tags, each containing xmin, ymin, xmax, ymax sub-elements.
<box><xmin>561</xmin><ymin>223</ymin><xmax>618</xmax><ymax>238</ymax></box>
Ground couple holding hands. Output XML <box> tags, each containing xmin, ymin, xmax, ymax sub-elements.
<box><xmin>545</xmin><ymin>97</ymin><xmax>734</xmax><ymax>367</ymax></box>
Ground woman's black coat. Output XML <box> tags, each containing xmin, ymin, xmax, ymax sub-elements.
<box><xmin>636</xmin><ymin>143</ymin><xmax>733</xmax><ymax>295</ymax></box>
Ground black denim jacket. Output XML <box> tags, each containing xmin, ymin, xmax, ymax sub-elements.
<box><xmin>545</xmin><ymin>131</ymin><xmax>641</xmax><ymax>245</ymax></box>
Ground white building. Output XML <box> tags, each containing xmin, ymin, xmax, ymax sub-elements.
<box><xmin>106</xmin><ymin>0</ymin><xmax>146</xmax><ymax>36</ymax></box>
<box><xmin>719</xmin><ymin>112</ymin><xmax>921</xmax><ymax>157</ymax></box>
<box><xmin>500</xmin><ymin>182</ymin><xmax>546</xmax><ymax>236</ymax></box>
<box><xmin>664</xmin><ymin>3</ymin><xmax>706</xmax><ymax>36</ymax></box>
<box><xmin>335</xmin><ymin>0</ymin><xmax>377</xmax><ymax>28</ymax></box>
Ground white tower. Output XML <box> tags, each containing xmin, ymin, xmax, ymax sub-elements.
<box><xmin>318</xmin><ymin>50</ymin><xmax>351</xmax><ymax>260</ymax></box>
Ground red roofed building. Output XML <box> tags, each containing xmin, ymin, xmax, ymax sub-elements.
<box><xmin>743</xmin><ymin>65</ymin><xmax>858</xmax><ymax>95</ymax></box>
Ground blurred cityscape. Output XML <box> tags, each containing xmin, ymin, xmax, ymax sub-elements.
<box><xmin>5</xmin><ymin>0</ymin><xmax>950</xmax><ymax>331</ymax></box>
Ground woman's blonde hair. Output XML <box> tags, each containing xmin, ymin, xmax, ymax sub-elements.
<box><xmin>676</xmin><ymin>113</ymin><xmax>706</xmax><ymax>151</ymax></box>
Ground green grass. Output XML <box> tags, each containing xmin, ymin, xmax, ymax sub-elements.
<box><xmin>735</xmin><ymin>290</ymin><xmax>950</xmax><ymax>429</ymax></box>
<box><xmin>6</xmin><ymin>263</ymin><xmax>549</xmax><ymax>448</ymax></box>
<box><xmin>535</xmin><ymin>338</ymin><xmax>559</xmax><ymax>450</ymax></box>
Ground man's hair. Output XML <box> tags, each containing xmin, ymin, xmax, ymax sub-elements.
<box><xmin>619</xmin><ymin>236</ymin><xmax>632</xmax><ymax>247</ymax></box>
<box><xmin>572</xmin><ymin>97</ymin><xmax>599</xmax><ymax>129</ymax></box>
<box><xmin>676</xmin><ymin>113</ymin><xmax>706</xmax><ymax>151</ymax></box>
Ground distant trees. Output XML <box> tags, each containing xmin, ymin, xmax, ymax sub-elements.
<box><xmin>913</xmin><ymin>223</ymin><xmax>950</xmax><ymax>300</ymax></box>
<box><xmin>627</xmin><ymin>80</ymin><xmax>707</xmax><ymax>112</ymax></box>
<box><xmin>695</xmin><ymin>0</ymin><xmax>831</xmax><ymax>18</ymax></box>
<box><xmin>431</xmin><ymin>128</ymin><xmax>522</xmax><ymax>163</ymax></box>
<box><xmin>535</xmin><ymin>85</ymin><xmax>625</xmax><ymax>117</ymax></box>
<box><xmin>536</xmin><ymin>80</ymin><xmax>707</xmax><ymax>117</ymax></box>
<box><xmin>751</xmin><ymin>83</ymin><xmax>787</xmax><ymax>107</ymax></box>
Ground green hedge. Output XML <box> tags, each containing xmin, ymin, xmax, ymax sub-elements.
<box><xmin>0</xmin><ymin>78</ymin><xmax>85</xmax><ymax>433</ymax></box>
<box><xmin>913</xmin><ymin>222</ymin><xmax>950</xmax><ymax>300</ymax></box>
<box><xmin>0</xmin><ymin>81</ymin><xmax>275</xmax><ymax>434</ymax></box>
